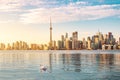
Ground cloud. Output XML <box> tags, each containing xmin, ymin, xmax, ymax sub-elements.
<box><xmin>20</xmin><ymin>3</ymin><xmax>120</xmax><ymax>24</ymax></box>
<box><xmin>0</xmin><ymin>0</ymin><xmax>23</xmax><ymax>12</ymax></box>
<box><xmin>0</xmin><ymin>0</ymin><xmax>120</xmax><ymax>24</ymax></box>
<box><xmin>0</xmin><ymin>0</ymin><xmax>48</xmax><ymax>12</ymax></box>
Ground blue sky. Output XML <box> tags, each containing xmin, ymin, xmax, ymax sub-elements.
<box><xmin>0</xmin><ymin>0</ymin><xmax>120</xmax><ymax>44</ymax></box>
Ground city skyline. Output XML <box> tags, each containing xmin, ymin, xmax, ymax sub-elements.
<box><xmin>0</xmin><ymin>0</ymin><xmax>120</xmax><ymax>44</ymax></box>
<box><xmin>0</xmin><ymin>30</ymin><xmax>120</xmax><ymax>50</ymax></box>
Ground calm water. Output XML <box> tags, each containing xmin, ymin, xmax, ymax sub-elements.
<box><xmin>0</xmin><ymin>50</ymin><xmax>120</xmax><ymax>80</ymax></box>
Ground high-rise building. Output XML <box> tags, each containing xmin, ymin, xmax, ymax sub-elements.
<box><xmin>57</xmin><ymin>40</ymin><xmax>62</xmax><ymax>50</ymax></box>
<box><xmin>108</xmin><ymin>32</ymin><xmax>113</xmax><ymax>40</ymax></box>
<box><xmin>72</xmin><ymin>31</ymin><xmax>78</xmax><ymax>49</ymax></box>
<box><xmin>83</xmin><ymin>38</ymin><xmax>87</xmax><ymax>49</ymax></box>
<box><xmin>7</xmin><ymin>43</ymin><xmax>11</xmax><ymax>50</ymax></box>
<box><xmin>0</xmin><ymin>43</ymin><xmax>5</xmax><ymax>50</ymax></box>
<box><xmin>65</xmin><ymin>38</ymin><xmax>70</xmax><ymax>50</ymax></box>
<box><xmin>49</xmin><ymin>18</ymin><xmax>53</xmax><ymax>50</ymax></box>
<box><xmin>87</xmin><ymin>37</ymin><xmax>91</xmax><ymax>49</ymax></box>
<box><xmin>53</xmin><ymin>40</ymin><xmax>57</xmax><ymax>50</ymax></box>
<box><xmin>108</xmin><ymin>32</ymin><xmax>116</xmax><ymax>45</ymax></box>
<box><xmin>119</xmin><ymin>37</ymin><xmax>120</xmax><ymax>45</ymax></box>
<box><xmin>61</xmin><ymin>35</ymin><xmax>65</xmax><ymax>49</ymax></box>
<box><xmin>65</xmin><ymin>33</ymin><xmax>68</xmax><ymax>38</ymax></box>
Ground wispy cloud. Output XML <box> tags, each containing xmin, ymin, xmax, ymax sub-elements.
<box><xmin>20</xmin><ymin>3</ymin><xmax>120</xmax><ymax>23</ymax></box>
<box><xmin>0</xmin><ymin>0</ymin><xmax>23</xmax><ymax>12</ymax></box>
<box><xmin>0</xmin><ymin>0</ymin><xmax>47</xmax><ymax>12</ymax></box>
<box><xmin>0</xmin><ymin>0</ymin><xmax>120</xmax><ymax>24</ymax></box>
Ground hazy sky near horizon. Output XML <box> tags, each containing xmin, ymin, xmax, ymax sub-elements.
<box><xmin>0</xmin><ymin>0</ymin><xmax>120</xmax><ymax>44</ymax></box>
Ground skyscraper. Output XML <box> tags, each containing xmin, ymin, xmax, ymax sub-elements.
<box><xmin>83</xmin><ymin>38</ymin><xmax>86</xmax><ymax>49</ymax></box>
<box><xmin>119</xmin><ymin>37</ymin><xmax>120</xmax><ymax>45</ymax></box>
<box><xmin>49</xmin><ymin>17</ymin><xmax>52</xmax><ymax>49</ymax></box>
<box><xmin>87</xmin><ymin>37</ymin><xmax>91</xmax><ymax>50</ymax></box>
<box><xmin>61</xmin><ymin>35</ymin><xmax>65</xmax><ymax>49</ymax></box>
<box><xmin>72</xmin><ymin>31</ymin><xmax>78</xmax><ymax>49</ymax></box>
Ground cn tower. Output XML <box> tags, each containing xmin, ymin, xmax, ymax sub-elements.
<box><xmin>50</xmin><ymin>17</ymin><xmax>52</xmax><ymax>49</ymax></box>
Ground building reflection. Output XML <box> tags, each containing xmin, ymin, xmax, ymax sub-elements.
<box><xmin>0</xmin><ymin>51</ymin><xmax>53</xmax><ymax>73</ymax></box>
<box><xmin>114</xmin><ymin>54</ymin><xmax>120</xmax><ymax>66</ymax></box>
<box><xmin>1</xmin><ymin>51</ymin><xmax>120</xmax><ymax>76</ymax></box>
<box><xmin>98</xmin><ymin>54</ymin><xmax>114</xmax><ymax>65</ymax></box>
<box><xmin>73</xmin><ymin>54</ymin><xmax>81</xmax><ymax>72</ymax></box>
<box><xmin>61</xmin><ymin>52</ymin><xmax>81</xmax><ymax>72</ymax></box>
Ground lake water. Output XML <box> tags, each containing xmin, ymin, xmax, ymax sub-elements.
<box><xmin>0</xmin><ymin>50</ymin><xmax>120</xmax><ymax>80</ymax></box>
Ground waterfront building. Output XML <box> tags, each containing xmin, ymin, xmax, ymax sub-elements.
<box><xmin>108</xmin><ymin>32</ymin><xmax>113</xmax><ymax>41</ymax></box>
<box><xmin>119</xmin><ymin>37</ymin><xmax>120</xmax><ymax>45</ymax></box>
<box><xmin>108</xmin><ymin>32</ymin><xmax>114</xmax><ymax>45</ymax></box>
<box><xmin>97</xmin><ymin>32</ymin><xmax>104</xmax><ymax>41</ymax></box>
<box><xmin>102</xmin><ymin>44</ymin><xmax>105</xmax><ymax>50</ymax></box>
<box><xmin>6</xmin><ymin>43</ymin><xmax>12</xmax><ymax>50</ymax></box>
<box><xmin>61</xmin><ymin>35</ymin><xmax>65</xmax><ymax>49</ymax></box>
<box><xmin>65</xmin><ymin>38</ymin><xmax>69</xmax><ymax>50</ymax></box>
<box><xmin>113</xmin><ymin>45</ymin><xmax>117</xmax><ymax>50</ymax></box>
<box><xmin>0</xmin><ymin>43</ymin><xmax>5</xmax><ymax>50</ymax></box>
<box><xmin>53</xmin><ymin>41</ymin><xmax>57</xmax><ymax>50</ymax></box>
<box><xmin>65</xmin><ymin>33</ymin><xmax>68</xmax><ymax>38</ymax></box>
<box><xmin>64</xmin><ymin>33</ymin><xmax>69</xmax><ymax>49</ymax></box>
<box><xmin>43</xmin><ymin>44</ymin><xmax>48</xmax><ymax>50</ymax></box>
<box><xmin>31</xmin><ymin>44</ymin><xmax>38</xmax><ymax>50</ymax></box>
<box><xmin>108</xmin><ymin>45</ymin><xmax>112</xmax><ymax>50</ymax></box>
<box><xmin>94</xmin><ymin>35</ymin><xmax>99</xmax><ymax>44</ymax></box>
<box><xmin>87</xmin><ymin>37</ymin><xmax>91</xmax><ymax>50</ymax></box>
<box><xmin>57</xmin><ymin>40</ymin><xmax>63</xmax><ymax>50</ymax></box>
<box><xmin>22</xmin><ymin>41</ymin><xmax>29</xmax><ymax>50</ymax></box>
<box><xmin>91</xmin><ymin>42</ymin><xmax>96</xmax><ymax>50</ymax></box>
<box><xmin>82</xmin><ymin>38</ymin><xmax>87</xmax><ymax>49</ymax></box>
<box><xmin>72</xmin><ymin>31</ymin><xmax>78</xmax><ymax>50</ymax></box>
<box><xmin>78</xmin><ymin>41</ymin><xmax>83</xmax><ymax>49</ymax></box>
<box><xmin>104</xmin><ymin>34</ymin><xmax>108</xmax><ymax>44</ymax></box>
<box><xmin>65</xmin><ymin>38</ymin><xmax>72</xmax><ymax>50</ymax></box>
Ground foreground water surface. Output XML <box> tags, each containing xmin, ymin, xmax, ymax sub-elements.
<box><xmin>0</xmin><ymin>50</ymin><xmax>120</xmax><ymax>80</ymax></box>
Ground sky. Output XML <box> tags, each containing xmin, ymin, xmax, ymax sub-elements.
<box><xmin>0</xmin><ymin>0</ymin><xmax>120</xmax><ymax>44</ymax></box>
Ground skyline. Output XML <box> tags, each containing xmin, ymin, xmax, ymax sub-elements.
<box><xmin>0</xmin><ymin>0</ymin><xmax>120</xmax><ymax>44</ymax></box>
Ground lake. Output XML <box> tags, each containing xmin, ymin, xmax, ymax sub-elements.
<box><xmin>0</xmin><ymin>50</ymin><xmax>120</xmax><ymax>80</ymax></box>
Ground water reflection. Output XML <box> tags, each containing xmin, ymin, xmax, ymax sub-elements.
<box><xmin>0</xmin><ymin>51</ymin><xmax>120</xmax><ymax>80</ymax></box>
<box><xmin>61</xmin><ymin>54</ymin><xmax>81</xmax><ymax>72</ymax></box>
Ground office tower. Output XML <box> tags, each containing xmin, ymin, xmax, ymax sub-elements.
<box><xmin>83</xmin><ymin>38</ymin><xmax>87</xmax><ymax>49</ymax></box>
<box><xmin>7</xmin><ymin>43</ymin><xmax>11</xmax><ymax>50</ymax></box>
<box><xmin>65</xmin><ymin>38</ymin><xmax>69</xmax><ymax>50</ymax></box>
<box><xmin>108</xmin><ymin>32</ymin><xmax>116</xmax><ymax>45</ymax></box>
<box><xmin>57</xmin><ymin>40</ymin><xmax>62</xmax><ymax>50</ymax></box>
<box><xmin>31</xmin><ymin>44</ymin><xmax>37</xmax><ymax>50</ymax></box>
<box><xmin>78</xmin><ymin>41</ymin><xmax>82</xmax><ymax>49</ymax></box>
<box><xmin>69</xmin><ymin>37</ymin><xmax>72</xmax><ymax>50</ymax></box>
<box><xmin>65</xmin><ymin>33</ymin><xmax>68</xmax><ymax>38</ymax></box>
<box><xmin>0</xmin><ymin>43</ymin><xmax>5</xmax><ymax>50</ymax></box>
<box><xmin>104</xmin><ymin>34</ymin><xmax>109</xmax><ymax>44</ymax></box>
<box><xmin>119</xmin><ymin>37</ymin><xmax>120</xmax><ymax>45</ymax></box>
<box><xmin>72</xmin><ymin>31</ymin><xmax>78</xmax><ymax>49</ymax></box>
<box><xmin>14</xmin><ymin>41</ymin><xmax>19</xmax><ymax>50</ymax></box>
<box><xmin>43</xmin><ymin>44</ymin><xmax>48</xmax><ymax>50</ymax></box>
<box><xmin>108</xmin><ymin>32</ymin><xmax>113</xmax><ymax>40</ymax></box>
<box><xmin>61</xmin><ymin>35</ymin><xmax>65</xmax><ymax>49</ymax></box>
<box><xmin>94</xmin><ymin>35</ymin><xmax>99</xmax><ymax>44</ymax></box>
<box><xmin>49</xmin><ymin>18</ymin><xmax>52</xmax><ymax>49</ymax></box>
<box><xmin>53</xmin><ymin>40</ymin><xmax>57</xmax><ymax>50</ymax></box>
<box><xmin>22</xmin><ymin>41</ymin><xmax>29</xmax><ymax>50</ymax></box>
<box><xmin>87</xmin><ymin>37</ymin><xmax>91</xmax><ymax>50</ymax></box>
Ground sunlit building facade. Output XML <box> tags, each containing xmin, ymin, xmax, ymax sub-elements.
<box><xmin>72</xmin><ymin>31</ymin><xmax>78</xmax><ymax>50</ymax></box>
